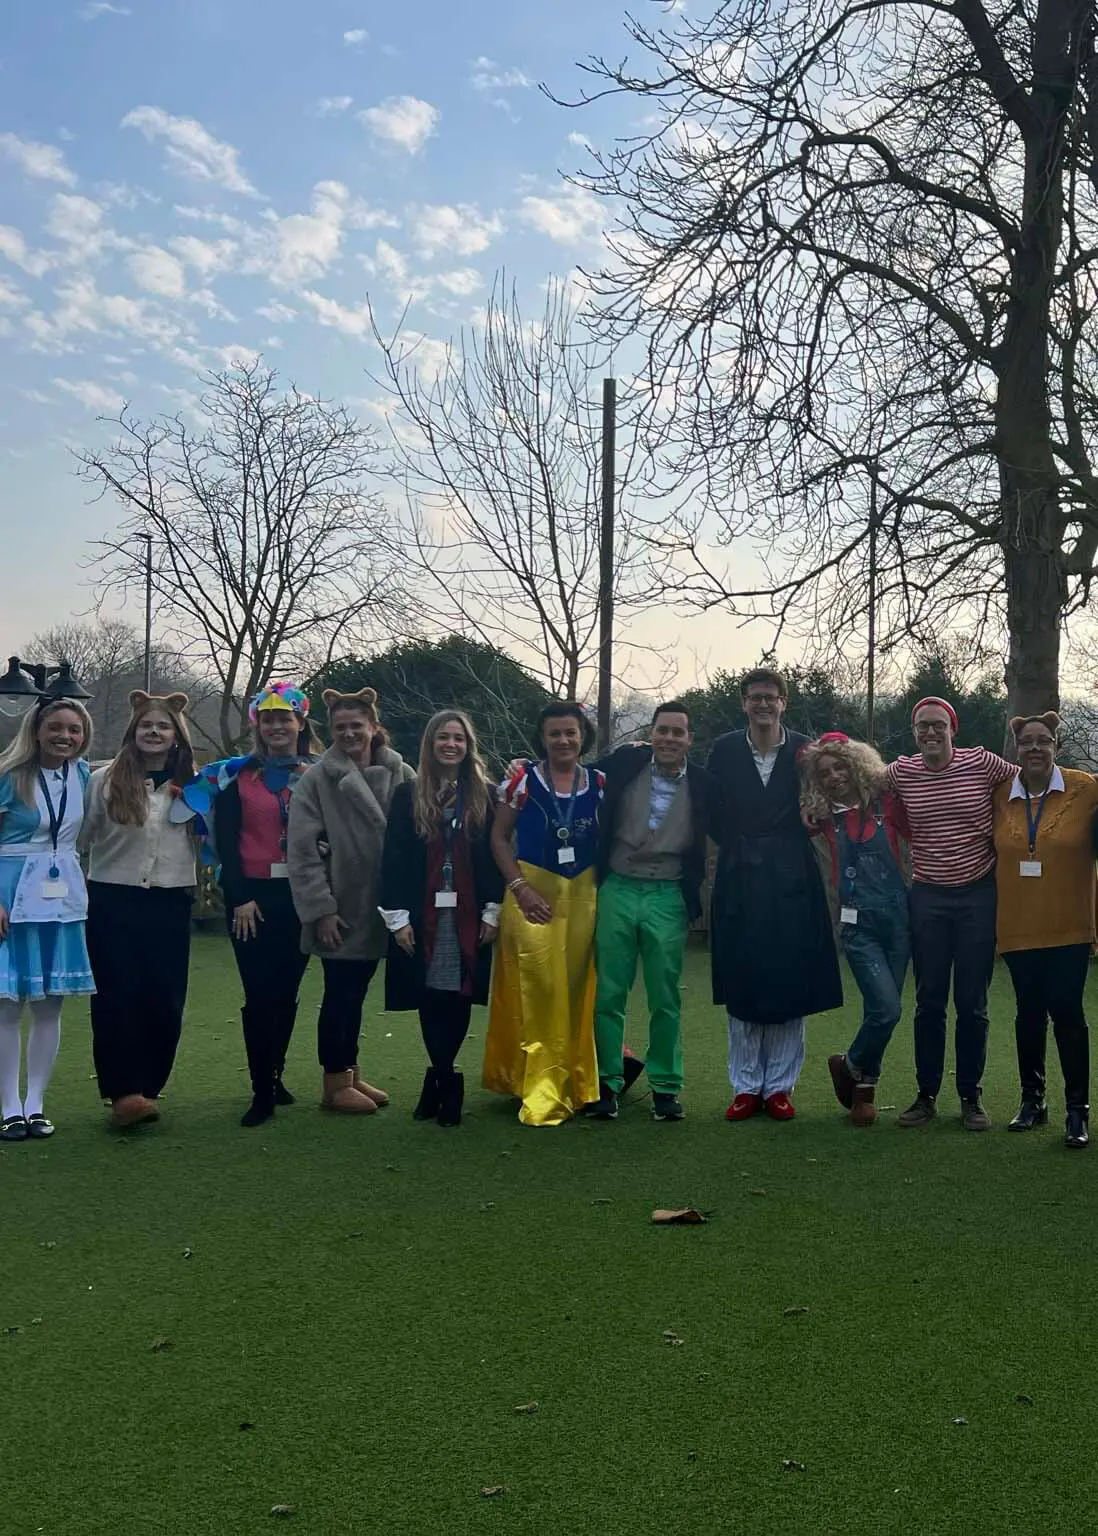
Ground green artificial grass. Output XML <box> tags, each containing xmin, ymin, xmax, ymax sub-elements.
<box><xmin>3</xmin><ymin>937</ymin><xmax>1098</xmax><ymax>1533</ymax></box>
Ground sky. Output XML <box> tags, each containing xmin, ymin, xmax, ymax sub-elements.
<box><xmin>0</xmin><ymin>0</ymin><xmax>774</xmax><ymax>691</ymax></box>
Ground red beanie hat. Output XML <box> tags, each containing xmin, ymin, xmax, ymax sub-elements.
<box><xmin>815</xmin><ymin>731</ymin><xmax>850</xmax><ymax>746</ymax></box>
<box><xmin>912</xmin><ymin>696</ymin><xmax>958</xmax><ymax>733</ymax></box>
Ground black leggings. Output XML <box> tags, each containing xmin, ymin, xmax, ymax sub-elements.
<box><xmin>419</xmin><ymin>990</ymin><xmax>473</xmax><ymax>1074</ymax></box>
<box><xmin>317</xmin><ymin>958</ymin><xmax>379</xmax><ymax>1072</ymax></box>
<box><xmin>227</xmin><ymin>880</ymin><xmax>309</xmax><ymax>1092</ymax></box>
<box><xmin>1003</xmin><ymin>944</ymin><xmax>1090</xmax><ymax>1110</ymax></box>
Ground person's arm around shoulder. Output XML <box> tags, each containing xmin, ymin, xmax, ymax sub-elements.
<box><xmin>378</xmin><ymin>780</ymin><xmax>418</xmax><ymax>954</ymax></box>
<box><xmin>78</xmin><ymin>765</ymin><xmax>108</xmax><ymax>856</ymax></box>
<box><xmin>983</xmin><ymin>746</ymin><xmax>1017</xmax><ymax>786</ymax></box>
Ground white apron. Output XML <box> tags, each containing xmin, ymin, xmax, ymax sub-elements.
<box><xmin>3</xmin><ymin>845</ymin><xmax>89</xmax><ymax>924</ymax></box>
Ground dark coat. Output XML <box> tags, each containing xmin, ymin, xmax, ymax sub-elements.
<box><xmin>707</xmin><ymin>728</ymin><xmax>842</xmax><ymax>1023</ymax></box>
<box><xmin>594</xmin><ymin>745</ymin><xmax>720</xmax><ymax>923</ymax></box>
<box><xmin>378</xmin><ymin>781</ymin><xmax>503</xmax><ymax>1011</ymax></box>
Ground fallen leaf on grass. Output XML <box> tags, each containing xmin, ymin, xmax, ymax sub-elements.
<box><xmin>748</xmin><ymin>1189</ymin><xmax>767</xmax><ymax>1197</ymax></box>
<box><xmin>591</xmin><ymin>1197</ymin><xmax>614</xmax><ymax>1205</ymax></box>
<box><xmin>512</xmin><ymin>1401</ymin><xmax>538</xmax><ymax>1414</ymax></box>
<box><xmin>479</xmin><ymin>1486</ymin><xmax>505</xmax><ymax>1498</ymax></box>
<box><xmin>480</xmin><ymin>1202</ymin><xmax>496</xmax><ymax>1211</ymax></box>
<box><xmin>3</xmin><ymin>1326</ymin><xmax>23</xmax><ymax>1337</ymax></box>
<box><xmin>782</xmin><ymin>1306</ymin><xmax>810</xmax><ymax>1318</ymax></box>
<box><xmin>781</xmin><ymin>1460</ymin><xmax>805</xmax><ymax>1473</ymax></box>
<box><xmin>651</xmin><ymin>1207</ymin><xmax>707</xmax><ymax>1224</ymax></box>
<box><xmin>686</xmin><ymin>1450</ymin><xmax>697</xmax><ymax>1462</ymax></box>
<box><xmin>39</xmin><ymin>1241</ymin><xmax>56</xmax><ymax>1250</ymax></box>
<box><xmin>30</xmin><ymin>1317</ymin><xmax>42</xmax><ymax>1326</ymax></box>
<box><xmin>269</xmin><ymin>1505</ymin><xmax>295</xmax><ymax>1517</ymax></box>
<box><xmin>1013</xmin><ymin>1393</ymin><xmax>1034</xmax><ymax>1406</ymax></box>
<box><xmin>663</xmin><ymin>1328</ymin><xmax>685</xmax><ymax>1346</ymax></box>
<box><xmin>951</xmin><ymin>1416</ymin><xmax>968</xmax><ymax>1426</ymax></box>
<box><xmin>346</xmin><ymin>1232</ymin><xmax>365</xmax><ymax>1241</ymax></box>
<box><xmin>879</xmin><ymin>1104</ymin><xmax>896</xmax><ymax>1112</ymax></box>
<box><xmin>181</xmin><ymin>1248</ymin><xmax>193</xmax><ymax>1260</ymax></box>
<box><xmin>149</xmin><ymin>1337</ymin><xmax>174</xmax><ymax>1353</ymax></box>
<box><xmin>239</xmin><ymin>1422</ymin><xmax>255</xmax><ymax>1431</ymax></box>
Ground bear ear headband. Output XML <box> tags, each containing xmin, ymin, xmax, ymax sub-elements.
<box><xmin>322</xmin><ymin>686</ymin><xmax>379</xmax><ymax>713</ymax></box>
<box><xmin>128</xmin><ymin>689</ymin><xmax>190</xmax><ymax>713</ymax></box>
<box><xmin>1009</xmin><ymin>711</ymin><xmax>1061</xmax><ymax>739</ymax></box>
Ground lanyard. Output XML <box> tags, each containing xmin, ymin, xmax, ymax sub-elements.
<box><xmin>265</xmin><ymin>782</ymin><xmax>292</xmax><ymax>857</ymax></box>
<box><xmin>543</xmin><ymin>765</ymin><xmax>582</xmax><ymax>845</ymax></box>
<box><xmin>37</xmin><ymin>761</ymin><xmax>70</xmax><ymax>878</ymax></box>
<box><xmin>441</xmin><ymin>783</ymin><xmax>463</xmax><ymax>890</ymax></box>
<box><xmin>1024</xmin><ymin>785</ymin><xmax>1050</xmax><ymax>857</ymax></box>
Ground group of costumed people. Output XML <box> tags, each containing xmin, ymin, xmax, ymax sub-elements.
<box><xmin>0</xmin><ymin>669</ymin><xmax>1094</xmax><ymax>1151</ymax></box>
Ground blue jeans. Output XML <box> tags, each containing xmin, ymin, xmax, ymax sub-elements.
<box><xmin>842</xmin><ymin>898</ymin><xmax>910</xmax><ymax>1082</ymax></box>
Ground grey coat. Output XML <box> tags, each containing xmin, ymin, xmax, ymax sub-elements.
<box><xmin>287</xmin><ymin>744</ymin><xmax>415</xmax><ymax>961</ymax></box>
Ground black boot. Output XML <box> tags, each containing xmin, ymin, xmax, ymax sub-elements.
<box><xmin>241</xmin><ymin>1087</ymin><xmax>275</xmax><ymax>1128</ymax></box>
<box><xmin>273</xmin><ymin>1076</ymin><xmax>295</xmax><ymax>1107</ymax></box>
<box><xmin>1008</xmin><ymin>1099</ymin><xmax>1048</xmax><ymax>1131</ymax></box>
<box><xmin>437</xmin><ymin>1070</ymin><xmax>464</xmax><ymax>1128</ymax></box>
<box><xmin>1065</xmin><ymin>1106</ymin><xmax>1089</xmax><ymax>1149</ymax></box>
<box><xmin>413</xmin><ymin>1068</ymin><xmax>441</xmax><ymax>1121</ymax></box>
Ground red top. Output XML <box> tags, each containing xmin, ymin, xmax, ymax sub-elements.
<box><xmin>237</xmin><ymin>767</ymin><xmax>287</xmax><ymax>879</ymax></box>
<box><xmin>885</xmin><ymin>747</ymin><xmax>1015</xmax><ymax>885</ymax></box>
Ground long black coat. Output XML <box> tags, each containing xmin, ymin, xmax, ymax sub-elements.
<box><xmin>595</xmin><ymin>745</ymin><xmax>720</xmax><ymax>923</ymax></box>
<box><xmin>708</xmin><ymin>728</ymin><xmax>842</xmax><ymax>1023</ymax></box>
<box><xmin>378</xmin><ymin>782</ymin><xmax>503</xmax><ymax>1011</ymax></box>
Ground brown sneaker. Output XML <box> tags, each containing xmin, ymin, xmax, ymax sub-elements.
<box><xmin>850</xmin><ymin>1084</ymin><xmax>877</xmax><ymax>1127</ymax></box>
<box><xmin>897</xmin><ymin>1094</ymin><xmax>937</xmax><ymax>1127</ymax></box>
<box><xmin>961</xmin><ymin>1098</ymin><xmax>991</xmax><ymax>1131</ymax></box>
<box><xmin>828</xmin><ymin>1054</ymin><xmax>856</xmax><ymax>1109</ymax></box>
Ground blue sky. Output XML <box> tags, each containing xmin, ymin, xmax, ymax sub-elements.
<box><xmin>0</xmin><ymin>0</ymin><xmax>759</xmax><ymax>688</ymax></box>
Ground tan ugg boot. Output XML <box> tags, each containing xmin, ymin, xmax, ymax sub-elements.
<box><xmin>353</xmin><ymin>1074</ymin><xmax>389</xmax><ymax>1107</ymax></box>
<box><xmin>321</xmin><ymin>1071</ymin><xmax>377</xmax><ymax>1114</ymax></box>
<box><xmin>111</xmin><ymin>1094</ymin><xmax>160</xmax><ymax>1129</ymax></box>
<box><xmin>850</xmin><ymin>1084</ymin><xmax>878</xmax><ymax>1127</ymax></box>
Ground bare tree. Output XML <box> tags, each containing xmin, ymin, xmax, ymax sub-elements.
<box><xmin>371</xmin><ymin>274</ymin><xmax>659</xmax><ymax>702</ymax></box>
<box><xmin>564</xmin><ymin>0</ymin><xmax>1098</xmax><ymax>715</ymax></box>
<box><xmin>79</xmin><ymin>362</ymin><xmax>398</xmax><ymax>752</ymax></box>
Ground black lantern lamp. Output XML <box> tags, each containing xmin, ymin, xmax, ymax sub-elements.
<box><xmin>0</xmin><ymin>655</ymin><xmax>92</xmax><ymax>718</ymax></box>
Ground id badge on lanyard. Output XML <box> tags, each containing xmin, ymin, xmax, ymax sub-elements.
<box><xmin>436</xmin><ymin>788</ymin><xmax>462</xmax><ymax>906</ymax></box>
<box><xmin>550</xmin><ymin>767</ymin><xmax>581</xmax><ymax>866</ymax></box>
<box><xmin>1021</xmin><ymin>785</ymin><xmax>1048</xmax><ymax>878</ymax></box>
<box><xmin>37</xmin><ymin>763</ymin><xmax>70</xmax><ymax>899</ymax></box>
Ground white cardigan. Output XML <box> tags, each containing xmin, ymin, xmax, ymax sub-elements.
<box><xmin>81</xmin><ymin>766</ymin><xmax>197</xmax><ymax>889</ymax></box>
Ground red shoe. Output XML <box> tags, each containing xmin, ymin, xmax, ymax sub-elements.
<box><xmin>725</xmin><ymin>1093</ymin><xmax>762</xmax><ymax>1121</ymax></box>
<box><xmin>764</xmin><ymin>1092</ymin><xmax>796</xmax><ymax>1120</ymax></box>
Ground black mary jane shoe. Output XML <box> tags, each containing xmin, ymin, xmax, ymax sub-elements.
<box><xmin>1008</xmin><ymin>1100</ymin><xmax>1048</xmax><ymax>1132</ymax></box>
<box><xmin>25</xmin><ymin>1114</ymin><xmax>55</xmax><ymax>1139</ymax></box>
<box><xmin>1065</xmin><ymin>1108</ymin><xmax>1090</xmax><ymax>1150</ymax></box>
<box><xmin>0</xmin><ymin>1114</ymin><xmax>28</xmax><ymax>1142</ymax></box>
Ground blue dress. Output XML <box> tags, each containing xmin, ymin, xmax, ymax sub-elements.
<box><xmin>0</xmin><ymin>761</ymin><xmax>95</xmax><ymax>1001</ymax></box>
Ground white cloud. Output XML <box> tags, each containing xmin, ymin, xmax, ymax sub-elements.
<box><xmin>359</xmin><ymin>96</ymin><xmax>439</xmax><ymax>155</ymax></box>
<box><xmin>411</xmin><ymin>202</ymin><xmax>502</xmax><ymax>259</ymax></box>
<box><xmin>0</xmin><ymin>275</ymin><xmax>28</xmax><ymax>308</ymax></box>
<box><xmin>121</xmin><ymin>105</ymin><xmax>258</xmax><ymax>196</ymax></box>
<box><xmin>300</xmin><ymin>290</ymin><xmax>372</xmax><ymax>338</ymax></box>
<box><xmin>215</xmin><ymin>344</ymin><xmax>263</xmax><ymax>371</ymax></box>
<box><xmin>568</xmin><ymin>131</ymin><xmax>594</xmax><ymax>151</ymax></box>
<box><xmin>45</xmin><ymin>194</ymin><xmax>109</xmax><ymax>259</ymax></box>
<box><xmin>432</xmin><ymin>268</ymin><xmax>482</xmax><ymax>297</ymax></box>
<box><xmin>169</xmin><ymin>233</ymin><xmax>237</xmax><ymax>277</ymax></box>
<box><xmin>54</xmin><ymin>377</ymin><xmax>125</xmax><ymax>411</ymax></box>
<box><xmin>0</xmin><ymin>226</ymin><xmax>52</xmax><ymax>278</ymax></box>
<box><xmin>519</xmin><ymin>186</ymin><xmax>605</xmax><ymax>245</ymax></box>
<box><xmin>128</xmin><ymin>246</ymin><xmax>187</xmax><ymax>299</ymax></box>
<box><xmin>262</xmin><ymin>179</ymin><xmax>356</xmax><ymax>285</ymax></box>
<box><xmin>343</xmin><ymin>28</ymin><xmax>368</xmax><ymax>45</ymax></box>
<box><xmin>25</xmin><ymin>273</ymin><xmax>182</xmax><ymax>351</ymax></box>
<box><xmin>315</xmin><ymin>96</ymin><xmax>353</xmax><ymax>116</ymax></box>
<box><xmin>79</xmin><ymin>2</ymin><xmax>131</xmax><ymax>17</ymax></box>
<box><xmin>469</xmin><ymin>57</ymin><xmax>532</xmax><ymax>92</ymax></box>
<box><xmin>19</xmin><ymin>387</ymin><xmax>51</xmax><ymax>403</ymax></box>
<box><xmin>256</xmin><ymin>300</ymin><xmax>297</xmax><ymax>323</ymax></box>
<box><xmin>0</xmin><ymin>133</ymin><xmax>77</xmax><ymax>187</ymax></box>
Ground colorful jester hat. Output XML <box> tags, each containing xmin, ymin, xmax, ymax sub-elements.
<box><xmin>248</xmin><ymin>680</ymin><xmax>310</xmax><ymax>722</ymax></box>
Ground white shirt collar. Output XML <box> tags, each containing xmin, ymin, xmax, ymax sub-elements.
<box><xmin>748</xmin><ymin>725</ymin><xmax>786</xmax><ymax>758</ymax></box>
<box><xmin>651</xmin><ymin>759</ymin><xmax>687</xmax><ymax>781</ymax></box>
<box><xmin>1008</xmin><ymin>765</ymin><xmax>1065</xmax><ymax>800</ymax></box>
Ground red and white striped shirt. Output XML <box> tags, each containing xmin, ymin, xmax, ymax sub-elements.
<box><xmin>885</xmin><ymin>747</ymin><xmax>1015</xmax><ymax>886</ymax></box>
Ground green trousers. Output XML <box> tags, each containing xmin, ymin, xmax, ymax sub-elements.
<box><xmin>594</xmin><ymin>871</ymin><xmax>688</xmax><ymax>1094</ymax></box>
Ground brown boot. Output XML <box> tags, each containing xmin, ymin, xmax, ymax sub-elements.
<box><xmin>353</xmin><ymin>1075</ymin><xmax>390</xmax><ymax>1107</ymax></box>
<box><xmin>321</xmin><ymin>1071</ymin><xmax>377</xmax><ymax>1114</ymax></box>
<box><xmin>850</xmin><ymin>1084</ymin><xmax>878</xmax><ymax>1127</ymax></box>
<box><xmin>110</xmin><ymin>1094</ymin><xmax>160</xmax><ymax>1129</ymax></box>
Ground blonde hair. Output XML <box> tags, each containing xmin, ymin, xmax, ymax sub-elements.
<box><xmin>0</xmin><ymin>698</ymin><xmax>94</xmax><ymax>807</ymax></box>
<box><xmin>413</xmin><ymin>710</ymin><xmax>491</xmax><ymax>841</ymax></box>
<box><xmin>105</xmin><ymin>691</ymin><xmax>195</xmax><ymax>827</ymax></box>
<box><xmin>800</xmin><ymin>737</ymin><xmax>889</xmax><ymax>824</ymax></box>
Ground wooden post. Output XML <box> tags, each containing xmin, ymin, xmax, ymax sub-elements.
<box><xmin>597</xmin><ymin>377</ymin><xmax>616</xmax><ymax>752</ymax></box>
<box><xmin>867</xmin><ymin>475</ymin><xmax>878</xmax><ymax>745</ymax></box>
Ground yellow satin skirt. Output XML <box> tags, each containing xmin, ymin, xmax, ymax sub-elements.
<box><xmin>482</xmin><ymin>861</ymin><xmax>600</xmax><ymax>1125</ymax></box>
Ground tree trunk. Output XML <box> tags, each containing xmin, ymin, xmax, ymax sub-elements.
<box><xmin>1001</xmin><ymin>479</ymin><xmax>1065</xmax><ymax>717</ymax></box>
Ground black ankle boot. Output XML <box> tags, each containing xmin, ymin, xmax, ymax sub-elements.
<box><xmin>241</xmin><ymin>1089</ymin><xmax>276</xmax><ymax>1128</ymax></box>
<box><xmin>413</xmin><ymin>1068</ymin><xmax>441</xmax><ymax>1121</ymax></box>
<box><xmin>437</xmin><ymin>1070</ymin><xmax>464</xmax><ymax>1128</ymax></box>
<box><xmin>1008</xmin><ymin>1099</ymin><xmax>1048</xmax><ymax>1131</ymax></box>
<box><xmin>1065</xmin><ymin>1107</ymin><xmax>1089</xmax><ymax>1149</ymax></box>
<box><xmin>273</xmin><ymin>1077</ymin><xmax>295</xmax><ymax>1107</ymax></box>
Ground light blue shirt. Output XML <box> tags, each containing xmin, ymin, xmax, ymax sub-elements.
<box><xmin>648</xmin><ymin>762</ymin><xmax>686</xmax><ymax>831</ymax></box>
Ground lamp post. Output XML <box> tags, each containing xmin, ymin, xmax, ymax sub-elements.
<box><xmin>0</xmin><ymin>656</ymin><xmax>93</xmax><ymax>720</ymax></box>
<box><xmin>136</xmin><ymin>532</ymin><xmax>153</xmax><ymax>693</ymax></box>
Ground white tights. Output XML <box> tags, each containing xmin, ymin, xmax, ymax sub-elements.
<box><xmin>0</xmin><ymin>997</ymin><xmax>63</xmax><ymax>1119</ymax></box>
